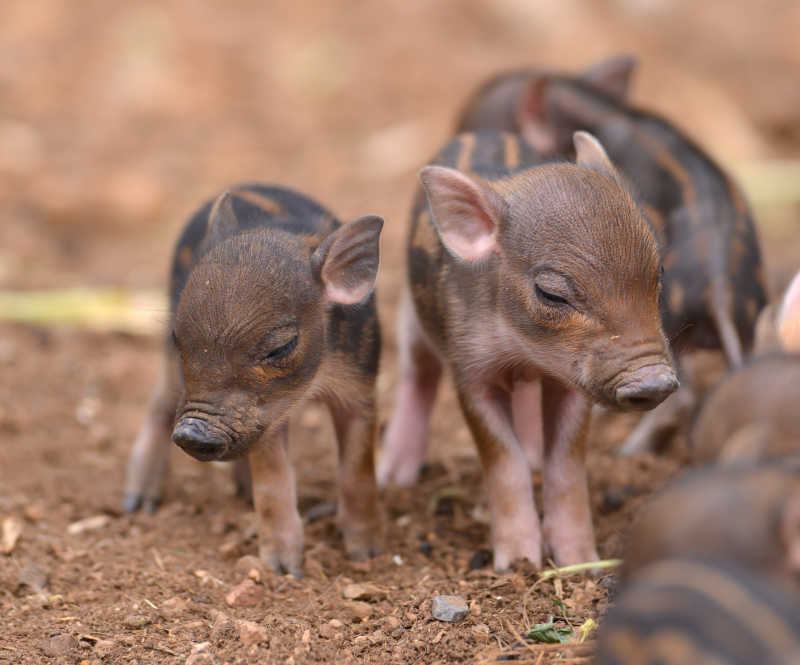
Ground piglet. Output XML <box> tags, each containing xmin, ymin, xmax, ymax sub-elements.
<box><xmin>621</xmin><ymin>462</ymin><xmax>800</xmax><ymax>585</ymax></box>
<box><xmin>690</xmin><ymin>354</ymin><xmax>800</xmax><ymax>464</ymax></box>
<box><xmin>380</xmin><ymin>129</ymin><xmax>677</xmax><ymax>570</ymax></box>
<box><xmin>456</xmin><ymin>55</ymin><xmax>768</xmax><ymax>456</ymax></box>
<box><xmin>124</xmin><ymin>185</ymin><xmax>384</xmax><ymax>575</ymax></box>
<box><xmin>595</xmin><ymin>556</ymin><xmax>800</xmax><ymax>665</ymax></box>
<box><xmin>690</xmin><ymin>269</ymin><xmax>800</xmax><ymax>463</ymax></box>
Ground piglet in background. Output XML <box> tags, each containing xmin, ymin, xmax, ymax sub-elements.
<box><xmin>457</xmin><ymin>55</ymin><xmax>768</xmax><ymax>456</ymax></box>
<box><xmin>594</xmin><ymin>556</ymin><xmax>800</xmax><ymax>665</ymax></box>
<box><xmin>690</xmin><ymin>269</ymin><xmax>800</xmax><ymax>464</ymax></box>
<box><xmin>380</xmin><ymin>129</ymin><xmax>677</xmax><ymax>570</ymax></box>
<box><xmin>592</xmin><ymin>460</ymin><xmax>800</xmax><ymax>665</ymax></box>
<box><xmin>124</xmin><ymin>185</ymin><xmax>384</xmax><ymax>576</ymax></box>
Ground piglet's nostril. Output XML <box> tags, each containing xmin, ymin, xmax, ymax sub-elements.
<box><xmin>615</xmin><ymin>369</ymin><xmax>679</xmax><ymax>411</ymax></box>
<box><xmin>172</xmin><ymin>418</ymin><xmax>227</xmax><ymax>461</ymax></box>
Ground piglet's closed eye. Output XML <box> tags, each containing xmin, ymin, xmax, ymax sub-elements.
<box><xmin>312</xmin><ymin>215</ymin><xmax>383</xmax><ymax>305</ymax></box>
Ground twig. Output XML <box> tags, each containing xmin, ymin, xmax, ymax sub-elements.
<box><xmin>537</xmin><ymin>559</ymin><xmax>622</xmax><ymax>580</ymax></box>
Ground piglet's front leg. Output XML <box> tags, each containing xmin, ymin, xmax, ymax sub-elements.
<box><xmin>249</xmin><ymin>423</ymin><xmax>304</xmax><ymax>577</ymax></box>
<box><xmin>540</xmin><ymin>380</ymin><xmax>598</xmax><ymax>566</ymax></box>
<box><xmin>329</xmin><ymin>399</ymin><xmax>384</xmax><ymax>560</ymax></box>
<box><xmin>457</xmin><ymin>383</ymin><xmax>542</xmax><ymax>571</ymax></box>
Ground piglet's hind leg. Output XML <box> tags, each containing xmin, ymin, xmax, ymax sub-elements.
<box><xmin>378</xmin><ymin>291</ymin><xmax>442</xmax><ymax>486</ymax></box>
<box><xmin>511</xmin><ymin>378</ymin><xmax>544</xmax><ymax>470</ymax></box>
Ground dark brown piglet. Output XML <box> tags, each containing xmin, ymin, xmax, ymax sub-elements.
<box><xmin>124</xmin><ymin>185</ymin><xmax>384</xmax><ymax>575</ymax></box>
<box><xmin>457</xmin><ymin>55</ymin><xmax>768</xmax><ymax>456</ymax></box>
<box><xmin>621</xmin><ymin>462</ymin><xmax>800</xmax><ymax>586</ymax></box>
<box><xmin>595</xmin><ymin>557</ymin><xmax>800</xmax><ymax>665</ymax></box>
<box><xmin>380</xmin><ymin>130</ymin><xmax>677</xmax><ymax>571</ymax></box>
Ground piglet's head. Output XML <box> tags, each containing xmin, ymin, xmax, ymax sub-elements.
<box><xmin>421</xmin><ymin>132</ymin><xmax>677</xmax><ymax>410</ymax></box>
<box><xmin>171</xmin><ymin>192</ymin><xmax>382</xmax><ymax>461</ymax></box>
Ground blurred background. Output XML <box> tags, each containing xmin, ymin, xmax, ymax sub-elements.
<box><xmin>1</xmin><ymin>0</ymin><xmax>799</xmax><ymax>300</ymax></box>
<box><xmin>1</xmin><ymin>2</ymin><xmax>800</xmax><ymax>661</ymax></box>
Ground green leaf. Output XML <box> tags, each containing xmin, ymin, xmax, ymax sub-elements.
<box><xmin>525</xmin><ymin>617</ymin><xmax>573</xmax><ymax>644</ymax></box>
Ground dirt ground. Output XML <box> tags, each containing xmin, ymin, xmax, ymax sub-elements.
<box><xmin>1</xmin><ymin>1</ymin><xmax>800</xmax><ymax>663</ymax></box>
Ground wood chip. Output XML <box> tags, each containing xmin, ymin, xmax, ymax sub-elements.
<box><xmin>67</xmin><ymin>515</ymin><xmax>110</xmax><ymax>535</ymax></box>
<box><xmin>1</xmin><ymin>516</ymin><xmax>22</xmax><ymax>553</ymax></box>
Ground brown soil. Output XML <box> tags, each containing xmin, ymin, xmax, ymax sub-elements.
<box><xmin>1</xmin><ymin>2</ymin><xmax>799</xmax><ymax>664</ymax></box>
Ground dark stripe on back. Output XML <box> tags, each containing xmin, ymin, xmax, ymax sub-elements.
<box><xmin>434</xmin><ymin>130</ymin><xmax>551</xmax><ymax>181</ymax></box>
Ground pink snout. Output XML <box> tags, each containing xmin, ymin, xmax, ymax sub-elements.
<box><xmin>615</xmin><ymin>365</ymin><xmax>679</xmax><ymax>411</ymax></box>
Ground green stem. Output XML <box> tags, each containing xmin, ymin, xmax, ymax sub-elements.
<box><xmin>538</xmin><ymin>558</ymin><xmax>622</xmax><ymax>580</ymax></box>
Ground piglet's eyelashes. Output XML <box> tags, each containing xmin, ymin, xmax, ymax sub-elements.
<box><xmin>252</xmin><ymin>327</ymin><xmax>299</xmax><ymax>366</ymax></box>
<box><xmin>535</xmin><ymin>284</ymin><xmax>570</xmax><ymax>307</ymax></box>
<box><xmin>260</xmin><ymin>335</ymin><xmax>299</xmax><ymax>365</ymax></box>
<box><xmin>532</xmin><ymin>272</ymin><xmax>575</xmax><ymax>309</ymax></box>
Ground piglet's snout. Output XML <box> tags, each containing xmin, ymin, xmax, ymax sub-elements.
<box><xmin>172</xmin><ymin>417</ymin><xmax>229</xmax><ymax>461</ymax></box>
<box><xmin>615</xmin><ymin>365</ymin><xmax>679</xmax><ymax>411</ymax></box>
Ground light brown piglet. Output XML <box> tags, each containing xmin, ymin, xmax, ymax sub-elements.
<box><xmin>380</xmin><ymin>129</ymin><xmax>677</xmax><ymax>571</ymax></box>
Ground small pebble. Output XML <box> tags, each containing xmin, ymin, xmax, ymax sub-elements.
<box><xmin>237</xmin><ymin>619</ymin><xmax>267</xmax><ymax>646</ymax></box>
<box><xmin>342</xmin><ymin>582</ymin><xmax>386</xmax><ymax>601</ymax></box>
<box><xmin>225</xmin><ymin>579</ymin><xmax>261</xmax><ymax>608</ymax></box>
<box><xmin>159</xmin><ymin>596</ymin><xmax>189</xmax><ymax>618</ymax></box>
<box><xmin>43</xmin><ymin>633</ymin><xmax>75</xmax><ymax>657</ymax></box>
<box><xmin>93</xmin><ymin>639</ymin><xmax>115</xmax><ymax>657</ymax></box>
<box><xmin>343</xmin><ymin>600</ymin><xmax>373</xmax><ymax>621</ymax></box>
<box><xmin>383</xmin><ymin>616</ymin><xmax>402</xmax><ymax>631</ymax></box>
<box><xmin>431</xmin><ymin>595</ymin><xmax>469</xmax><ymax>622</ymax></box>
<box><xmin>123</xmin><ymin>614</ymin><xmax>151</xmax><ymax>629</ymax></box>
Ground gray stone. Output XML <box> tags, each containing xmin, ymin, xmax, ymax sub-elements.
<box><xmin>431</xmin><ymin>595</ymin><xmax>468</xmax><ymax>622</ymax></box>
<box><xmin>42</xmin><ymin>633</ymin><xmax>75</xmax><ymax>657</ymax></box>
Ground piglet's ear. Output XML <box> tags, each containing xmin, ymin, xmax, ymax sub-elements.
<box><xmin>573</xmin><ymin>131</ymin><xmax>619</xmax><ymax>177</ymax></box>
<box><xmin>312</xmin><ymin>215</ymin><xmax>383</xmax><ymax>305</ymax></box>
<box><xmin>515</xmin><ymin>77</ymin><xmax>558</xmax><ymax>154</ymax></box>
<box><xmin>203</xmin><ymin>191</ymin><xmax>239</xmax><ymax>250</ymax></box>
<box><xmin>778</xmin><ymin>269</ymin><xmax>800</xmax><ymax>351</ymax></box>
<box><xmin>420</xmin><ymin>166</ymin><xmax>505</xmax><ymax>262</ymax></box>
<box><xmin>581</xmin><ymin>54</ymin><xmax>637</xmax><ymax>102</ymax></box>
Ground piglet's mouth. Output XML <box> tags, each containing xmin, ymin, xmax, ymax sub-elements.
<box><xmin>172</xmin><ymin>417</ymin><xmax>232</xmax><ymax>461</ymax></box>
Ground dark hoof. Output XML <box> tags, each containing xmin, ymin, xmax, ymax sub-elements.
<box><xmin>123</xmin><ymin>493</ymin><xmax>142</xmax><ymax>514</ymax></box>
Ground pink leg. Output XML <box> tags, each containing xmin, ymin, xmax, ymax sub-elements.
<box><xmin>541</xmin><ymin>379</ymin><xmax>599</xmax><ymax>566</ymax></box>
<box><xmin>378</xmin><ymin>291</ymin><xmax>442</xmax><ymax>486</ymax></box>
<box><xmin>458</xmin><ymin>383</ymin><xmax>542</xmax><ymax>571</ymax></box>
<box><xmin>511</xmin><ymin>378</ymin><xmax>544</xmax><ymax>470</ymax></box>
<box><xmin>249</xmin><ymin>423</ymin><xmax>304</xmax><ymax>577</ymax></box>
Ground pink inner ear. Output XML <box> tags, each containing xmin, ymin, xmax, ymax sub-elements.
<box><xmin>779</xmin><ymin>271</ymin><xmax>800</xmax><ymax>351</ymax></box>
<box><xmin>421</xmin><ymin>167</ymin><xmax>500</xmax><ymax>262</ymax></box>
<box><xmin>325</xmin><ymin>282</ymin><xmax>370</xmax><ymax>305</ymax></box>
